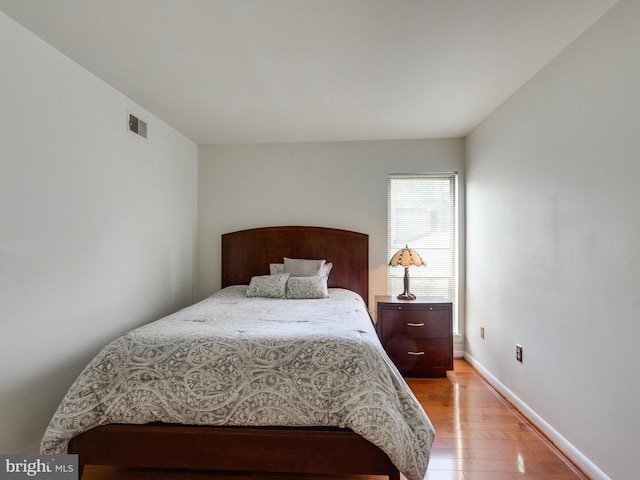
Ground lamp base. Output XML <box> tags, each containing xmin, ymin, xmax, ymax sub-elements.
<box><xmin>397</xmin><ymin>293</ymin><xmax>417</xmax><ymax>300</ymax></box>
<box><xmin>397</xmin><ymin>266</ymin><xmax>416</xmax><ymax>300</ymax></box>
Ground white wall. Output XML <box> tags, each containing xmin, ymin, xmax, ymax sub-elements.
<box><xmin>197</xmin><ymin>139</ymin><xmax>464</xmax><ymax>325</ymax></box>
<box><xmin>465</xmin><ymin>1</ymin><xmax>639</xmax><ymax>478</ymax></box>
<box><xmin>0</xmin><ymin>13</ymin><xmax>198</xmax><ymax>453</ymax></box>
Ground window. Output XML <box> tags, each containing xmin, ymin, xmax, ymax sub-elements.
<box><xmin>387</xmin><ymin>173</ymin><xmax>458</xmax><ymax>332</ymax></box>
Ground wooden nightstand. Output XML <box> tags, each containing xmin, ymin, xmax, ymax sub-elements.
<box><xmin>375</xmin><ymin>295</ymin><xmax>453</xmax><ymax>377</ymax></box>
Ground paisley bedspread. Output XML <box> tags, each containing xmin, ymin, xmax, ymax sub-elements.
<box><xmin>41</xmin><ymin>286</ymin><xmax>434</xmax><ymax>480</ymax></box>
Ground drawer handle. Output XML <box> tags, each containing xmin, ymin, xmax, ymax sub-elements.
<box><xmin>406</xmin><ymin>323</ymin><xmax>425</xmax><ymax>327</ymax></box>
<box><xmin>407</xmin><ymin>351</ymin><xmax>425</xmax><ymax>356</ymax></box>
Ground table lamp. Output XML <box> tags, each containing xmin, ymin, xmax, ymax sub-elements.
<box><xmin>389</xmin><ymin>245</ymin><xmax>424</xmax><ymax>300</ymax></box>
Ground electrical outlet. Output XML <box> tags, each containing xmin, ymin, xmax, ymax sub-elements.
<box><xmin>480</xmin><ymin>326</ymin><xmax>485</xmax><ymax>339</ymax></box>
<box><xmin>516</xmin><ymin>344</ymin><xmax>523</xmax><ymax>362</ymax></box>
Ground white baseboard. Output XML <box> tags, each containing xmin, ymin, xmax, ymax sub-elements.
<box><xmin>463</xmin><ymin>353</ymin><xmax>610</xmax><ymax>480</ymax></box>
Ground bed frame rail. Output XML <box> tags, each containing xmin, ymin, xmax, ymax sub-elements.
<box><xmin>69</xmin><ymin>424</ymin><xmax>400</xmax><ymax>479</ymax></box>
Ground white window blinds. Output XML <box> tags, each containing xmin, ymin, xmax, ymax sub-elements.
<box><xmin>387</xmin><ymin>173</ymin><xmax>458</xmax><ymax>332</ymax></box>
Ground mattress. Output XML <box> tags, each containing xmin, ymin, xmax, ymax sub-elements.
<box><xmin>41</xmin><ymin>286</ymin><xmax>434</xmax><ymax>480</ymax></box>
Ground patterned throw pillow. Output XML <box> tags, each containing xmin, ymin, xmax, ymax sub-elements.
<box><xmin>269</xmin><ymin>263</ymin><xmax>285</xmax><ymax>275</ymax></box>
<box><xmin>246</xmin><ymin>273</ymin><xmax>290</xmax><ymax>298</ymax></box>
<box><xmin>286</xmin><ymin>275</ymin><xmax>329</xmax><ymax>299</ymax></box>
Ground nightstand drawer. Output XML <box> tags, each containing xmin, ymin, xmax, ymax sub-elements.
<box><xmin>379</xmin><ymin>307</ymin><xmax>450</xmax><ymax>339</ymax></box>
<box><xmin>384</xmin><ymin>338</ymin><xmax>452</xmax><ymax>377</ymax></box>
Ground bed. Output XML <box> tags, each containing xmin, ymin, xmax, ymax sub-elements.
<box><xmin>41</xmin><ymin>226</ymin><xmax>434</xmax><ymax>480</ymax></box>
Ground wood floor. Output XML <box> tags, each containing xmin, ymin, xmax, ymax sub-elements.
<box><xmin>82</xmin><ymin>359</ymin><xmax>587</xmax><ymax>480</ymax></box>
<box><xmin>410</xmin><ymin>359</ymin><xmax>587</xmax><ymax>480</ymax></box>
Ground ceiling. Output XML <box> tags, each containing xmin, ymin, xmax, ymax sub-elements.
<box><xmin>0</xmin><ymin>0</ymin><xmax>618</xmax><ymax>145</ymax></box>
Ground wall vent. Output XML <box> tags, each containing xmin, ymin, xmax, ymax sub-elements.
<box><xmin>129</xmin><ymin>114</ymin><xmax>147</xmax><ymax>138</ymax></box>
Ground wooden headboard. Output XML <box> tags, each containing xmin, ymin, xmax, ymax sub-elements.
<box><xmin>221</xmin><ymin>226</ymin><xmax>369</xmax><ymax>305</ymax></box>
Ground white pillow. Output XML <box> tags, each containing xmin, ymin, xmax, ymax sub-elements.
<box><xmin>246</xmin><ymin>273</ymin><xmax>289</xmax><ymax>298</ymax></box>
<box><xmin>286</xmin><ymin>276</ymin><xmax>329</xmax><ymax>299</ymax></box>
<box><xmin>271</xmin><ymin>261</ymin><xmax>333</xmax><ymax>278</ymax></box>
<box><xmin>283</xmin><ymin>257</ymin><xmax>326</xmax><ymax>277</ymax></box>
